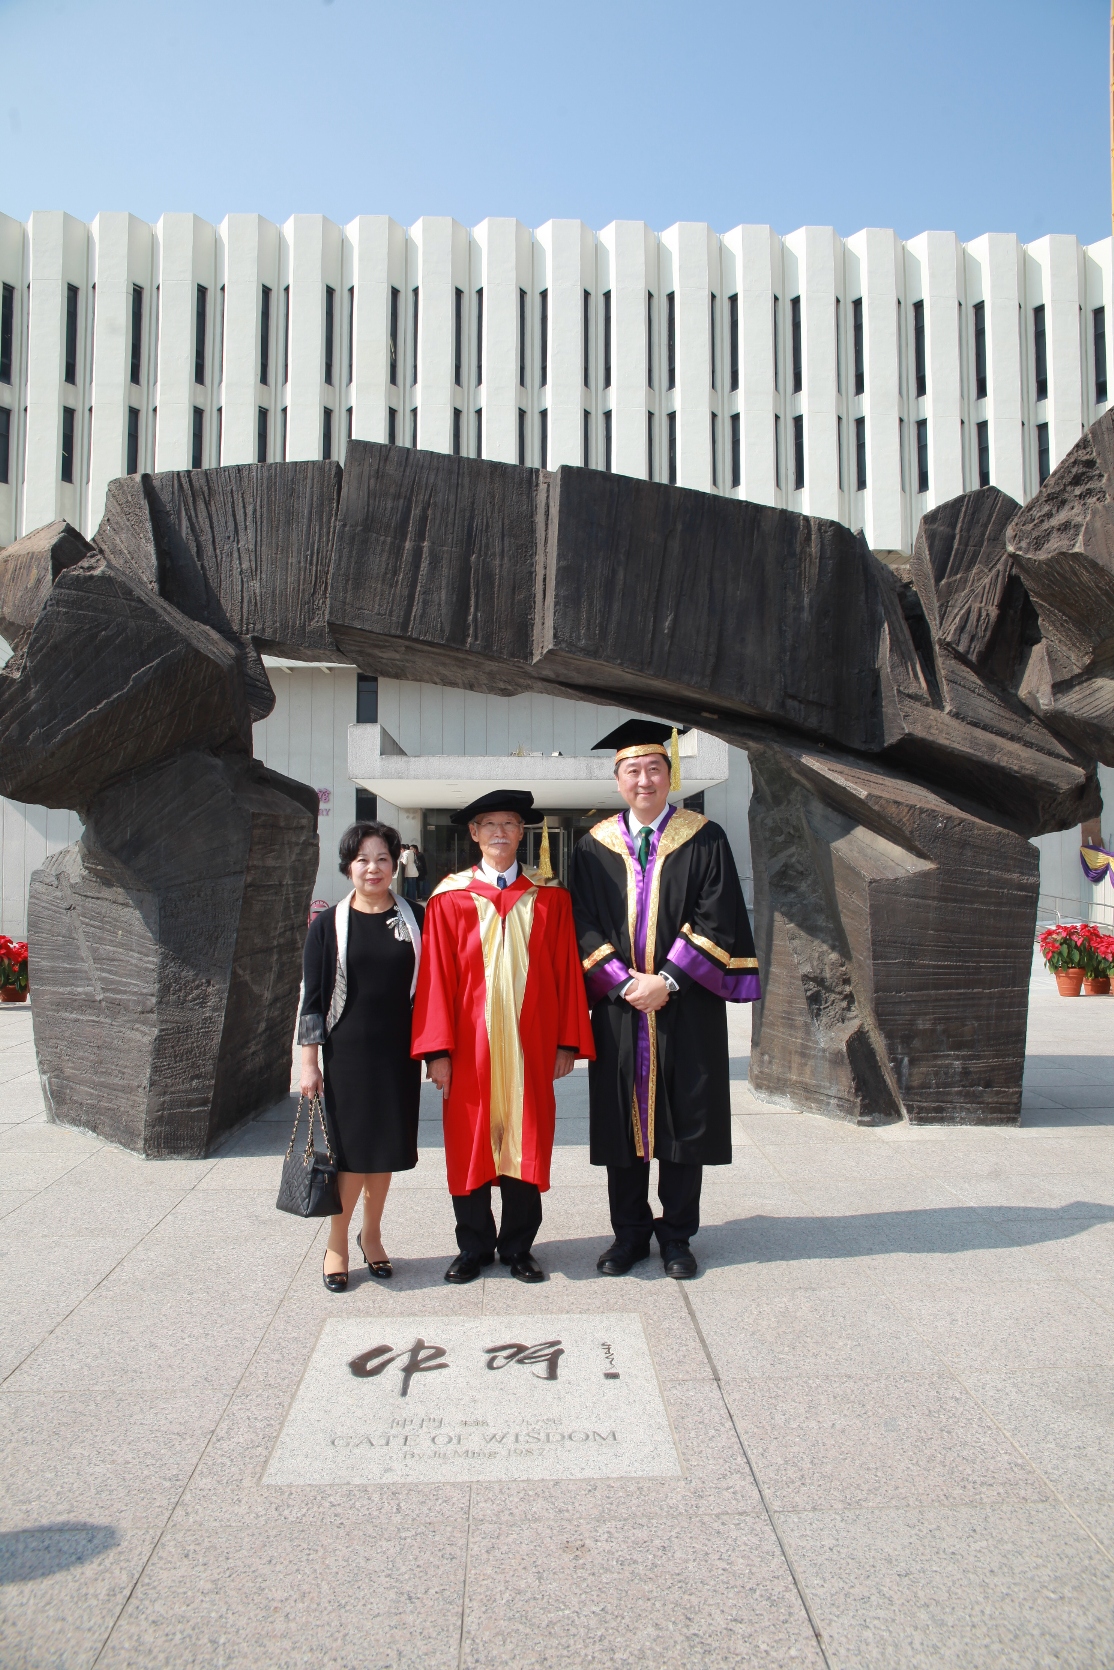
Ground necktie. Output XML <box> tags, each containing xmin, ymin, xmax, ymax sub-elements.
<box><xmin>496</xmin><ymin>874</ymin><xmax>507</xmax><ymax>890</ymax></box>
<box><xmin>637</xmin><ymin>826</ymin><xmax>653</xmax><ymax>871</ymax></box>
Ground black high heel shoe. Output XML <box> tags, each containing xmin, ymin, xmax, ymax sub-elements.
<box><xmin>322</xmin><ymin>1254</ymin><xmax>348</xmax><ymax>1293</ymax></box>
<box><xmin>356</xmin><ymin>1231</ymin><xmax>393</xmax><ymax>1279</ymax></box>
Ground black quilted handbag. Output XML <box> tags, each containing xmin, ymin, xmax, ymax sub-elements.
<box><xmin>276</xmin><ymin>1093</ymin><xmax>341</xmax><ymax>1218</ymax></box>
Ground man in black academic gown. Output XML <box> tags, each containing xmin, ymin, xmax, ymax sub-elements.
<box><xmin>568</xmin><ymin>721</ymin><xmax>761</xmax><ymax>1279</ymax></box>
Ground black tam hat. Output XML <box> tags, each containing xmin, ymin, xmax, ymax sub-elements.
<box><xmin>450</xmin><ymin>790</ymin><xmax>535</xmax><ymax>828</ymax></box>
<box><xmin>594</xmin><ymin>720</ymin><xmax>688</xmax><ymax>791</ymax></box>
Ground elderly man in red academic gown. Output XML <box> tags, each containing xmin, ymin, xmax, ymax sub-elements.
<box><xmin>412</xmin><ymin>791</ymin><xmax>594</xmax><ymax>1284</ymax></box>
<box><xmin>569</xmin><ymin>721</ymin><xmax>761</xmax><ymax>1280</ymax></box>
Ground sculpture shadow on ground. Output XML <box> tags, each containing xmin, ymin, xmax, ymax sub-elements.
<box><xmin>0</xmin><ymin>1523</ymin><xmax>119</xmax><ymax>1584</ymax></box>
<box><xmin>4</xmin><ymin>415</ymin><xmax>1114</xmax><ymax>1153</ymax></box>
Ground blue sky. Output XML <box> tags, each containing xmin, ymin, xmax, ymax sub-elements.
<box><xmin>2</xmin><ymin>0</ymin><xmax>1109</xmax><ymax>244</ymax></box>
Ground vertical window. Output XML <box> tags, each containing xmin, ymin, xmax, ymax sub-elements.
<box><xmin>260</xmin><ymin>285</ymin><xmax>271</xmax><ymax>387</ymax></box>
<box><xmin>347</xmin><ymin>286</ymin><xmax>354</xmax><ymax>386</ymax></box>
<box><xmin>731</xmin><ymin>412</ymin><xmax>741</xmax><ymax>488</ymax></box>
<box><xmin>583</xmin><ymin>409</ymin><xmax>590</xmax><ymax>467</ymax></box>
<box><xmin>64</xmin><ymin>284</ymin><xmax>78</xmax><ymax>384</ymax></box>
<box><xmin>356</xmin><ymin>674</ymin><xmax>379</xmax><ymax>722</ymax></box>
<box><xmin>773</xmin><ymin>295</ymin><xmax>781</xmax><ymax>391</ymax></box>
<box><xmin>453</xmin><ymin>407</ymin><xmax>461</xmax><ymax>456</ymax></box>
<box><xmin>835</xmin><ymin>297</ymin><xmax>842</xmax><ymax>394</ymax></box>
<box><xmin>604</xmin><ymin>408</ymin><xmax>612</xmax><ymax>473</ymax></box>
<box><xmin>539</xmin><ymin>290</ymin><xmax>548</xmax><ymax>387</ymax></box>
<box><xmin>540</xmin><ymin>407</ymin><xmax>548</xmax><ymax>468</ymax></box>
<box><xmin>1037</xmin><ymin>421</ymin><xmax>1050</xmax><ymax>484</ymax></box>
<box><xmin>130</xmin><ymin>285</ymin><xmax>143</xmax><ymax>385</ymax></box>
<box><xmin>194</xmin><ymin>284</ymin><xmax>207</xmax><ymax>385</ymax></box>
<box><xmin>791</xmin><ymin>296</ymin><xmax>802</xmax><ymax>393</ymax></box>
<box><xmin>454</xmin><ymin>288</ymin><xmax>463</xmax><ymax>388</ymax></box>
<box><xmin>837</xmin><ymin>414</ymin><xmax>844</xmax><ymax>490</ymax></box>
<box><xmin>774</xmin><ymin>413</ymin><xmax>781</xmax><ymax>488</ymax></box>
<box><xmin>388</xmin><ymin>407</ymin><xmax>396</xmax><ymax>445</ymax></box>
<box><xmin>583</xmin><ymin>290</ymin><xmax>590</xmax><ymax>388</ymax></box>
<box><xmin>0</xmin><ymin>283</ymin><xmax>13</xmax><ymax>382</ymax></box>
<box><xmin>900</xmin><ymin>416</ymin><xmax>906</xmax><ymax>491</ymax></box>
<box><xmin>519</xmin><ymin>407</ymin><xmax>526</xmax><ymax>466</ymax></box>
<box><xmin>410</xmin><ymin>406</ymin><xmax>417</xmax><ymax>448</ymax></box>
<box><xmin>729</xmin><ymin>293</ymin><xmax>739</xmax><ymax>392</ymax></box>
<box><xmin>896</xmin><ymin>298</ymin><xmax>903</xmax><ymax>395</ymax></box>
<box><xmin>257</xmin><ymin>406</ymin><xmax>268</xmax><ymax>464</ymax></box>
<box><xmin>190</xmin><ymin>406</ymin><xmax>202</xmax><ymax>470</ymax></box>
<box><xmin>668</xmin><ymin>410</ymin><xmax>677</xmax><ymax>484</ymax></box>
<box><xmin>667</xmin><ymin>291</ymin><xmax>676</xmax><ymax>390</ymax></box>
<box><xmin>475</xmin><ymin>288</ymin><xmax>483</xmax><ymax>386</ymax></box>
<box><xmin>323</xmin><ymin>405</ymin><xmax>333</xmax><ymax>461</ymax></box>
<box><xmin>281</xmin><ymin>406</ymin><xmax>288</xmax><ymax>461</ymax></box>
<box><xmin>283</xmin><ymin>285</ymin><xmax>290</xmax><ymax>385</ymax></box>
<box><xmin>917</xmin><ymin>417</ymin><xmax>929</xmax><ymax>493</ymax></box>
<box><xmin>852</xmin><ymin>297</ymin><xmax>864</xmax><ymax>395</ymax></box>
<box><xmin>219</xmin><ymin>285</ymin><xmax>225</xmax><ymax>383</ymax></box>
<box><xmin>1033</xmin><ymin>303</ymin><xmax>1047</xmax><ymax>401</ymax></box>
<box><xmin>710</xmin><ymin>293</ymin><xmax>717</xmax><ymax>390</ymax></box>
<box><xmin>410</xmin><ymin>288</ymin><xmax>418</xmax><ymax>386</ymax></box>
<box><xmin>346</xmin><ymin>405</ymin><xmax>352</xmax><ymax>442</ymax></box>
<box><xmin>215</xmin><ymin>405</ymin><xmax>219</xmax><ymax>464</ymax></box>
<box><xmin>711</xmin><ymin>411</ymin><xmax>718</xmax><ymax>487</ymax></box>
<box><xmin>389</xmin><ymin>287</ymin><xmax>399</xmax><ymax>387</ymax></box>
<box><xmin>325</xmin><ymin>286</ymin><xmax>335</xmax><ymax>387</ymax></box>
<box><xmin>974</xmin><ymin>301</ymin><xmax>987</xmax><ymax>399</ymax></box>
<box><xmin>60</xmin><ymin>406</ymin><xmax>75</xmax><ymax>482</ymax></box>
<box><xmin>855</xmin><ymin>415</ymin><xmax>867</xmax><ymax>491</ymax></box>
<box><xmin>475</xmin><ymin>408</ymin><xmax>482</xmax><ymax>458</ymax></box>
<box><xmin>125</xmin><ymin>406</ymin><xmax>139</xmax><ymax>473</ymax></box>
<box><xmin>647</xmin><ymin>292</ymin><xmax>654</xmax><ymax>389</ymax></box>
<box><xmin>977</xmin><ymin>418</ymin><xmax>990</xmax><ymax>486</ymax></box>
<box><xmin>913</xmin><ymin>299</ymin><xmax>926</xmax><ymax>398</ymax></box>
<box><xmin>793</xmin><ymin>413</ymin><xmax>804</xmax><ymax>490</ymax></box>
<box><xmin>0</xmin><ymin>406</ymin><xmax>9</xmax><ymax>482</ymax></box>
<box><xmin>519</xmin><ymin>288</ymin><xmax>527</xmax><ymax>389</ymax></box>
<box><xmin>1095</xmin><ymin>307</ymin><xmax>1108</xmax><ymax>400</ymax></box>
<box><xmin>646</xmin><ymin>410</ymin><xmax>654</xmax><ymax>481</ymax></box>
<box><xmin>603</xmin><ymin>290</ymin><xmax>611</xmax><ymax>389</ymax></box>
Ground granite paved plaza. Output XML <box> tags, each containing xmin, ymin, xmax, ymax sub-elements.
<box><xmin>1</xmin><ymin>960</ymin><xmax>1113</xmax><ymax>1669</ymax></box>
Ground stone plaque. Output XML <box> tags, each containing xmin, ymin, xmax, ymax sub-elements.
<box><xmin>266</xmin><ymin>1312</ymin><xmax>681</xmax><ymax>1483</ymax></box>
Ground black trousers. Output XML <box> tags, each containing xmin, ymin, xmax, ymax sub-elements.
<box><xmin>452</xmin><ymin>1176</ymin><xmax>542</xmax><ymax>1260</ymax></box>
<box><xmin>607</xmin><ymin>1160</ymin><xmax>703</xmax><ymax>1251</ymax></box>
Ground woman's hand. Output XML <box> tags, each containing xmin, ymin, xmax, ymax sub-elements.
<box><xmin>427</xmin><ymin>1057</ymin><xmax>452</xmax><ymax>1097</ymax></box>
<box><xmin>300</xmin><ymin>1045</ymin><xmax>324</xmax><ymax>1099</ymax></box>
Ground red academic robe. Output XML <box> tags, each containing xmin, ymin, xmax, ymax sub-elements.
<box><xmin>411</xmin><ymin>870</ymin><xmax>595</xmax><ymax>1195</ymax></box>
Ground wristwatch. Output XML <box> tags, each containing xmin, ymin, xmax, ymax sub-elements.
<box><xmin>660</xmin><ymin>970</ymin><xmax>680</xmax><ymax>996</ymax></box>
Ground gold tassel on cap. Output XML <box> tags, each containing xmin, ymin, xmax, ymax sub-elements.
<box><xmin>536</xmin><ymin>817</ymin><xmax>554</xmax><ymax>882</ymax></box>
<box><xmin>670</xmin><ymin>727</ymin><xmax>682</xmax><ymax>794</ymax></box>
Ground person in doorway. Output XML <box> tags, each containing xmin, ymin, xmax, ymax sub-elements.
<box><xmin>299</xmin><ymin>821</ymin><xmax>423</xmax><ymax>1291</ymax></box>
<box><xmin>412</xmin><ymin>791</ymin><xmax>594</xmax><ymax>1284</ymax></box>
<box><xmin>412</xmin><ymin>844</ymin><xmax>429</xmax><ymax>901</ymax></box>
<box><xmin>402</xmin><ymin>844</ymin><xmax>421</xmax><ymax>902</ymax></box>
<box><xmin>568</xmin><ymin>721</ymin><xmax>761</xmax><ymax>1280</ymax></box>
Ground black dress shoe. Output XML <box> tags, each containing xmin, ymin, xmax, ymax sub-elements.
<box><xmin>356</xmin><ymin>1232</ymin><xmax>393</xmax><ymax>1279</ymax></box>
<box><xmin>322</xmin><ymin>1256</ymin><xmax>348</xmax><ymax>1293</ymax></box>
<box><xmin>444</xmin><ymin>1251</ymin><xmax>494</xmax><ymax>1284</ymax></box>
<box><xmin>596</xmin><ymin>1241</ymin><xmax>651</xmax><ymax>1276</ymax></box>
<box><xmin>661</xmin><ymin>1241</ymin><xmax>698</xmax><ymax>1279</ymax></box>
<box><xmin>503</xmin><ymin>1251</ymin><xmax>546</xmax><ymax>1283</ymax></box>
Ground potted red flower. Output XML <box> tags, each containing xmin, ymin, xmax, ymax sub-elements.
<box><xmin>1078</xmin><ymin>924</ymin><xmax>1114</xmax><ymax>996</ymax></box>
<box><xmin>0</xmin><ymin>936</ymin><xmax>29</xmax><ymax>1003</ymax></box>
<box><xmin>1038</xmin><ymin>924</ymin><xmax>1114</xmax><ymax>996</ymax></box>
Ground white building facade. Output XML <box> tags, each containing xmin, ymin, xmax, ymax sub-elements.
<box><xmin>0</xmin><ymin>209</ymin><xmax>1111</xmax><ymax>930</ymax></box>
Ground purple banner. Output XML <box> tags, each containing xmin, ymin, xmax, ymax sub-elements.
<box><xmin>1081</xmin><ymin>843</ymin><xmax>1114</xmax><ymax>884</ymax></box>
<box><xmin>666</xmin><ymin>936</ymin><xmax>762</xmax><ymax>1003</ymax></box>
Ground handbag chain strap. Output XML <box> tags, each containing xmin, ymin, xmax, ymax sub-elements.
<box><xmin>284</xmin><ymin>1093</ymin><xmax>337</xmax><ymax>1168</ymax></box>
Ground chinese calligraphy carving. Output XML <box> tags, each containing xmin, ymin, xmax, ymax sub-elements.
<box><xmin>348</xmin><ymin>1339</ymin><xmax>449</xmax><ymax>1397</ymax></box>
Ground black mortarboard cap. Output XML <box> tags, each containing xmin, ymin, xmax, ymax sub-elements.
<box><xmin>450</xmin><ymin>790</ymin><xmax>536</xmax><ymax>827</ymax></box>
<box><xmin>592</xmin><ymin>719</ymin><xmax>687</xmax><ymax>754</ymax></box>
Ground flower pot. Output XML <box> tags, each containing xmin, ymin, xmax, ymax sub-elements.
<box><xmin>1082</xmin><ymin>976</ymin><xmax>1111</xmax><ymax>996</ymax></box>
<box><xmin>1054</xmin><ymin>969</ymin><xmax>1085</xmax><ymax>997</ymax></box>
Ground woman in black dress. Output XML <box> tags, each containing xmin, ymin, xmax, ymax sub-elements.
<box><xmin>298</xmin><ymin>821</ymin><xmax>423</xmax><ymax>1292</ymax></box>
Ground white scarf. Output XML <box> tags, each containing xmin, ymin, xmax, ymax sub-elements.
<box><xmin>324</xmin><ymin>889</ymin><xmax>423</xmax><ymax>1036</ymax></box>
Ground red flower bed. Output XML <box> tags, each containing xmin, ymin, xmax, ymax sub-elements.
<box><xmin>1038</xmin><ymin>923</ymin><xmax>1114</xmax><ymax>977</ymax></box>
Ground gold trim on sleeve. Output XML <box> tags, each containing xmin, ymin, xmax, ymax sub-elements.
<box><xmin>582</xmin><ymin>941</ymin><xmax>618</xmax><ymax>972</ymax></box>
<box><xmin>680</xmin><ymin>922</ymin><xmax>760</xmax><ymax>970</ymax></box>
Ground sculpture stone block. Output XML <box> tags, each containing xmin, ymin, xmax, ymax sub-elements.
<box><xmin>1</xmin><ymin>415</ymin><xmax>1112</xmax><ymax>1153</ymax></box>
